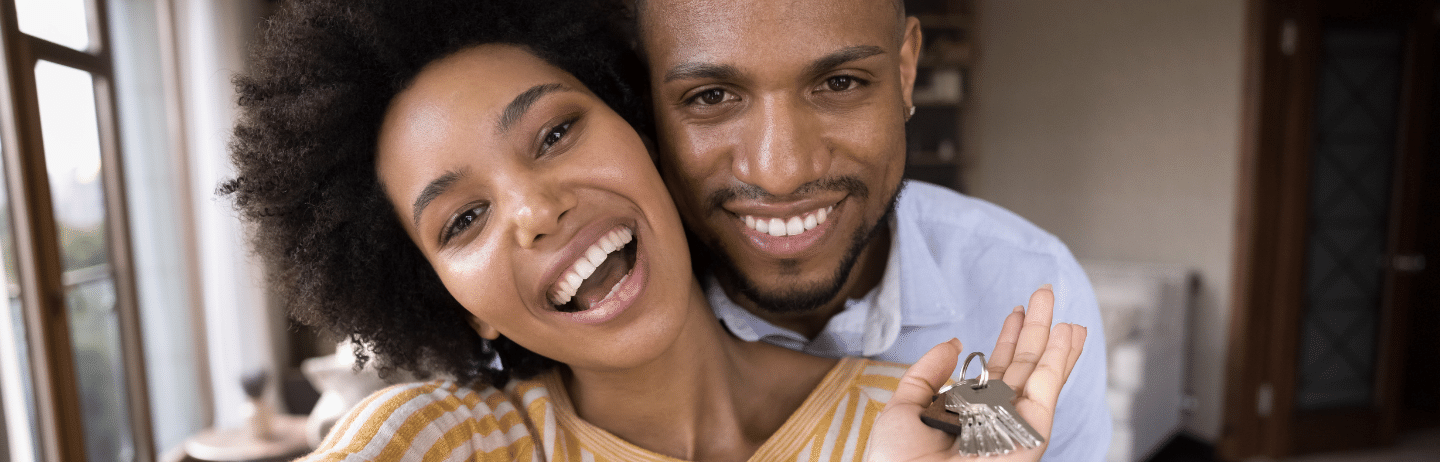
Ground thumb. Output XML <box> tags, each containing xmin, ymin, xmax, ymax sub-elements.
<box><xmin>887</xmin><ymin>338</ymin><xmax>962</xmax><ymax>410</ymax></box>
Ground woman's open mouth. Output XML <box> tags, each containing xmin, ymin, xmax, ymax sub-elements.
<box><xmin>548</xmin><ymin>226</ymin><xmax>639</xmax><ymax>313</ymax></box>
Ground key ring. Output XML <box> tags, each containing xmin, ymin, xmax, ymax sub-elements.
<box><xmin>960</xmin><ymin>352</ymin><xmax>989</xmax><ymax>389</ymax></box>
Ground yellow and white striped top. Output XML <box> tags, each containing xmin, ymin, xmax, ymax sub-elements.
<box><xmin>300</xmin><ymin>357</ymin><xmax>905</xmax><ymax>461</ymax></box>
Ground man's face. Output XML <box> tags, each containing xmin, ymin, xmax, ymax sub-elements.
<box><xmin>641</xmin><ymin>0</ymin><xmax>920</xmax><ymax>314</ymax></box>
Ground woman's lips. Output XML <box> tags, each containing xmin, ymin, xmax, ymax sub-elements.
<box><xmin>549</xmin><ymin>227</ymin><xmax>634</xmax><ymax>307</ymax></box>
<box><xmin>555</xmin><ymin>234</ymin><xmax>646</xmax><ymax>325</ymax></box>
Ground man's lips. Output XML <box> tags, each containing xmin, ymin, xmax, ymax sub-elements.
<box><xmin>724</xmin><ymin>198</ymin><xmax>844</xmax><ymax>257</ymax></box>
<box><xmin>739</xmin><ymin>205</ymin><xmax>834</xmax><ymax>237</ymax></box>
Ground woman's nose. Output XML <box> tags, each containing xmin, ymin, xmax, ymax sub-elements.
<box><xmin>505</xmin><ymin>180</ymin><xmax>574</xmax><ymax>249</ymax></box>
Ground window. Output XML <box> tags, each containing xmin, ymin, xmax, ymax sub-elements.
<box><xmin>0</xmin><ymin>0</ymin><xmax>203</xmax><ymax>460</ymax></box>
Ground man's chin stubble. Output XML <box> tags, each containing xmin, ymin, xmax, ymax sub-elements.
<box><xmin>711</xmin><ymin>181</ymin><xmax>903</xmax><ymax>315</ymax></box>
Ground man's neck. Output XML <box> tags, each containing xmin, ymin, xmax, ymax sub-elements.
<box><xmin>736</xmin><ymin>224</ymin><xmax>893</xmax><ymax>340</ymax></box>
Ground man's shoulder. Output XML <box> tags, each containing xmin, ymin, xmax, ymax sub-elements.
<box><xmin>881</xmin><ymin>181</ymin><xmax>1099</xmax><ymax>353</ymax></box>
<box><xmin>895</xmin><ymin>180</ymin><xmax>1069</xmax><ymax>263</ymax></box>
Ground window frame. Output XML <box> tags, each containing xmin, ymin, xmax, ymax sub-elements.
<box><xmin>0</xmin><ymin>0</ymin><xmax>154</xmax><ymax>460</ymax></box>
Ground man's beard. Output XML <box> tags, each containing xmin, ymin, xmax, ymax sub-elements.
<box><xmin>709</xmin><ymin>180</ymin><xmax>903</xmax><ymax>315</ymax></box>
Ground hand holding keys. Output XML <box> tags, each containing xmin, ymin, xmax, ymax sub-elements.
<box><xmin>864</xmin><ymin>285</ymin><xmax>1087</xmax><ymax>461</ymax></box>
<box><xmin>920</xmin><ymin>352</ymin><xmax>1045</xmax><ymax>456</ymax></box>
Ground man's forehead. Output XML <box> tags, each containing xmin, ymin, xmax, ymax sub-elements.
<box><xmin>638</xmin><ymin>0</ymin><xmax>902</xmax><ymax>64</ymax></box>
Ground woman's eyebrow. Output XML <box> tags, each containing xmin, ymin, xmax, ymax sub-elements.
<box><xmin>412</xmin><ymin>169</ymin><xmax>466</xmax><ymax>228</ymax></box>
<box><xmin>497</xmin><ymin>82</ymin><xmax>570</xmax><ymax>134</ymax></box>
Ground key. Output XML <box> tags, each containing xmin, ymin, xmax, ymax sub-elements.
<box><xmin>919</xmin><ymin>352</ymin><xmax>1046</xmax><ymax>456</ymax></box>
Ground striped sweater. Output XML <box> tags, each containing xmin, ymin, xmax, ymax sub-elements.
<box><xmin>300</xmin><ymin>357</ymin><xmax>905</xmax><ymax>461</ymax></box>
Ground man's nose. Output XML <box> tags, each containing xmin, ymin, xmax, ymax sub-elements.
<box><xmin>733</xmin><ymin>97</ymin><xmax>829</xmax><ymax>196</ymax></box>
<box><xmin>504</xmin><ymin>178</ymin><xmax>573</xmax><ymax>249</ymax></box>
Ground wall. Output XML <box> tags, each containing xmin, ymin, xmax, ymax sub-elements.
<box><xmin>174</xmin><ymin>0</ymin><xmax>285</xmax><ymax>430</ymax></box>
<box><xmin>966</xmin><ymin>0</ymin><xmax>1248</xmax><ymax>441</ymax></box>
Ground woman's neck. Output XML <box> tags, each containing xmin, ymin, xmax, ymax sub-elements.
<box><xmin>561</xmin><ymin>281</ymin><xmax>837</xmax><ymax>461</ymax></box>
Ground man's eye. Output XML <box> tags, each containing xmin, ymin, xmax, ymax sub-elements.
<box><xmin>541</xmin><ymin>120</ymin><xmax>573</xmax><ymax>151</ymax></box>
<box><xmin>694</xmin><ymin>88</ymin><xmax>728</xmax><ymax>105</ymax></box>
<box><xmin>826</xmin><ymin>75</ymin><xmax>857</xmax><ymax>91</ymax></box>
<box><xmin>442</xmin><ymin>204</ymin><xmax>488</xmax><ymax>245</ymax></box>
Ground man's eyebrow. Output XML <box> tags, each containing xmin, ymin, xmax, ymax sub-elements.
<box><xmin>662</xmin><ymin>46</ymin><xmax>886</xmax><ymax>84</ymax></box>
<box><xmin>803</xmin><ymin>45</ymin><xmax>886</xmax><ymax>77</ymax></box>
<box><xmin>663</xmin><ymin>62</ymin><xmax>740</xmax><ymax>83</ymax></box>
<box><xmin>412</xmin><ymin>169</ymin><xmax>466</xmax><ymax>229</ymax></box>
<box><xmin>497</xmin><ymin>83</ymin><xmax>569</xmax><ymax>134</ymax></box>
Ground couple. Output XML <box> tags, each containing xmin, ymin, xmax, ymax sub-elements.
<box><xmin>225</xmin><ymin>0</ymin><xmax>1107</xmax><ymax>460</ymax></box>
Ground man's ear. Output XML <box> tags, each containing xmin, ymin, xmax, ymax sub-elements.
<box><xmin>898</xmin><ymin>16</ymin><xmax>923</xmax><ymax>110</ymax></box>
<box><xmin>466</xmin><ymin>314</ymin><xmax>501</xmax><ymax>340</ymax></box>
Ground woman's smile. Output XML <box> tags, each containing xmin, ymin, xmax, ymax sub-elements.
<box><xmin>547</xmin><ymin>225</ymin><xmax>635</xmax><ymax>309</ymax></box>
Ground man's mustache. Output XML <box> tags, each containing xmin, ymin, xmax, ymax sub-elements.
<box><xmin>707</xmin><ymin>177</ymin><xmax>870</xmax><ymax>210</ymax></box>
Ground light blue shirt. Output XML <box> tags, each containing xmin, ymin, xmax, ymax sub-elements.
<box><xmin>708</xmin><ymin>180</ymin><xmax>1111</xmax><ymax>461</ymax></box>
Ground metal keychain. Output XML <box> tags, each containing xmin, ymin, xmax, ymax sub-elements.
<box><xmin>919</xmin><ymin>352</ymin><xmax>1045</xmax><ymax>456</ymax></box>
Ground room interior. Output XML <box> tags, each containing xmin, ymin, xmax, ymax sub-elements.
<box><xmin>0</xmin><ymin>0</ymin><xmax>1433</xmax><ymax>461</ymax></box>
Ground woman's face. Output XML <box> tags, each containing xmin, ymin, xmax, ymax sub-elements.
<box><xmin>376</xmin><ymin>45</ymin><xmax>695</xmax><ymax>370</ymax></box>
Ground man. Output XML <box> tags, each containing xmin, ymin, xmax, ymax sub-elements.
<box><xmin>635</xmin><ymin>0</ymin><xmax>1111</xmax><ymax>459</ymax></box>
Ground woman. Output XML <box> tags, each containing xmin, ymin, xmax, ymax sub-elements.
<box><xmin>225</xmin><ymin>0</ymin><xmax>1085</xmax><ymax>460</ymax></box>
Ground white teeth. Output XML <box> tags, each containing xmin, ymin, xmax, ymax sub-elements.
<box><xmin>740</xmin><ymin>206</ymin><xmax>834</xmax><ymax>238</ymax></box>
<box><xmin>575</xmin><ymin>259</ymin><xmax>596</xmax><ymax>280</ymax></box>
<box><xmin>585</xmin><ymin>246</ymin><xmax>607</xmax><ymax>267</ymax></box>
<box><xmin>549</xmin><ymin>227</ymin><xmax>635</xmax><ymax>306</ymax></box>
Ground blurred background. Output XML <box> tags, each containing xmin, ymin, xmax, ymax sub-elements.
<box><xmin>0</xmin><ymin>0</ymin><xmax>1433</xmax><ymax>461</ymax></box>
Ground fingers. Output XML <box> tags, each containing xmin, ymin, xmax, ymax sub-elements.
<box><xmin>1061</xmin><ymin>325</ymin><xmax>1087</xmax><ymax>384</ymax></box>
<box><xmin>986</xmin><ymin>306</ymin><xmax>1026</xmax><ymax>379</ymax></box>
<box><xmin>1016</xmin><ymin>323</ymin><xmax>1076</xmax><ymax>436</ymax></box>
<box><xmin>886</xmin><ymin>338</ymin><xmax>963</xmax><ymax>411</ymax></box>
<box><xmin>1001</xmin><ymin>285</ymin><xmax>1055</xmax><ymax>390</ymax></box>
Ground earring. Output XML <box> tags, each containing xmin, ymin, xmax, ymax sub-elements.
<box><xmin>906</xmin><ymin>106</ymin><xmax>916</xmax><ymax>121</ymax></box>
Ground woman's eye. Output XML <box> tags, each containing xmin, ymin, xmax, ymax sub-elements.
<box><xmin>541</xmin><ymin>120</ymin><xmax>573</xmax><ymax>151</ymax></box>
<box><xmin>441</xmin><ymin>204</ymin><xmax>488</xmax><ymax>245</ymax></box>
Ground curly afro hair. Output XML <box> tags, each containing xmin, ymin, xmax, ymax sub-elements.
<box><xmin>222</xmin><ymin>0</ymin><xmax>649</xmax><ymax>387</ymax></box>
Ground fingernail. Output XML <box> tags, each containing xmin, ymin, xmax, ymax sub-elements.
<box><xmin>1040</xmin><ymin>283</ymin><xmax>1053</xmax><ymax>291</ymax></box>
<box><xmin>1013</xmin><ymin>305</ymin><xmax>1024</xmax><ymax>313</ymax></box>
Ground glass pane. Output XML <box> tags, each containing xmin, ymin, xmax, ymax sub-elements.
<box><xmin>35</xmin><ymin>61</ymin><xmax>107</xmax><ymax>272</ymax></box>
<box><xmin>15</xmin><ymin>0</ymin><xmax>92</xmax><ymax>51</ymax></box>
<box><xmin>34</xmin><ymin>61</ymin><xmax>135</xmax><ymax>461</ymax></box>
<box><xmin>0</xmin><ymin>142</ymin><xmax>41</xmax><ymax>462</ymax></box>
<box><xmin>1294</xmin><ymin>25</ymin><xmax>1404</xmax><ymax>411</ymax></box>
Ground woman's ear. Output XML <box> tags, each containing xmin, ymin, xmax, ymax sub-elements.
<box><xmin>466</xmin><ymin>314</ymin><xmax>501</xmax><ymax>340</ymax></box>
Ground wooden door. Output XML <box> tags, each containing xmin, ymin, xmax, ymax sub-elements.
<box><xmin>1221</xmin><ymin>0</ymin><xmax>1438</xmax><ymax>458</ymax></box>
